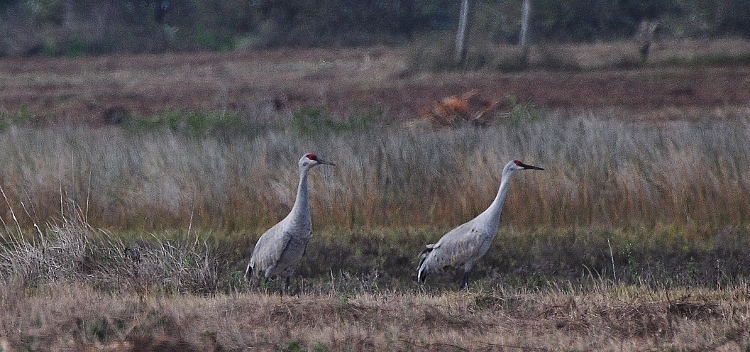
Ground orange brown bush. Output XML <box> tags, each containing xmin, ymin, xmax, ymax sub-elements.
<box><xmin>420</xmin><ymin>89</ymin><xmax>500</xmax><ymax>127</ymax></box>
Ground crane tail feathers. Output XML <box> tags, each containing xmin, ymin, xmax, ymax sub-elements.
<box><xmin>244</xmin><ymin>262</ymin><xmax>253</xmax><ymax>281</ymax></box>
<box><xmin>417</xmin><ymin>244</ymin><xmax>435</xmax><ymax>268</ymax></box>
<box><xmin>417</xmin><ymin>244</ymin><xmax>437</xmax><ymax>283</ymax></box>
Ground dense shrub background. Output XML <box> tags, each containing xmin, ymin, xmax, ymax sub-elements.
<box><xmin>1</xmin><ymin>0</ymin><xmax>750</xmax><ymax>57</ymax></box>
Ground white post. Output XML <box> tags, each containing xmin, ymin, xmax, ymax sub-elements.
<box><xmin>455</xmin><ymin>0</ymin><xmax>471</xmax><ymax>63</ymax></box>
<box><xmin>519</xmin><ymin>0</ymin><xmax>532</xmax><ymax>61</ymax></box>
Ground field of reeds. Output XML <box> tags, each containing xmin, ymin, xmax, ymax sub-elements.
<box><xmin>2</xmin><ymin>113</ymin><xmax>748</xmax><ymax>231</ymax></box>
<box><xmin>1</xmin><ymin>109</ymin><xmax>749</xmax><ymax>350</ymax></box>
<box><xmin>2</xmin><ymin>40</ymin><xmax>750</xmax><ymax>351</ymax></box>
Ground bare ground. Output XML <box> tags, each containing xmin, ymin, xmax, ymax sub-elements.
<box><xmin>2</xmin><ymin>43</ymin><xmax>750</xmax><ymax>126</ymax></box>
<box><xmin>1</xmin><ymin>283</ymin><xmax>747</xmax><ymax>352</ymax></box>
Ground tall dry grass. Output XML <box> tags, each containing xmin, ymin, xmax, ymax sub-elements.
<box><xmin>0</xmin><ymin>209</ymin><xmax>231</xmax><ymax>295</ymax></box>
<box><xmin>2</xmin><ymin>44</ymin><xmax>749</xmax><ymax>351</ymax></box>
<box><xmin>0</xmin><ymin>111</ymin><xmax>747</xmax><ymax>232</ymax></box>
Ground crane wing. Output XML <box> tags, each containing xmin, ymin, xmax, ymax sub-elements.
<box><xmin>429</xmin><ymin>222</ymin><xmax>487</xmax><ymax>270</ymax></box>
<box><xmin>249</xmin><ymin>222</ymin><xmax>292</xmax><ymax>278</ymax></box>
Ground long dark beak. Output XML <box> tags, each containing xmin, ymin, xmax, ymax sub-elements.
<box><xmin>520</xmin><ymin>162</ymin><xmax>544</xmax><ymax>170</ymax></box>
<box><xmin>318</xmin><ymin>158</ymin><xmax>335</xmax><ymax>166</ymax></box>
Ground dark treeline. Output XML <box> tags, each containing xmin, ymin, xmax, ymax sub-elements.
<box><xmin>0</xmin><ymin>0</ymin><xmax>749</xmax><ymax>57</ymax></box>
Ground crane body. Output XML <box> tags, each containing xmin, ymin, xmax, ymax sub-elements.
<box><xmin>245</xmin><ymin>153</ymin><xmax>334</xmax><ymax>291</ymax></box>
<box><xmin>417</xmin><ymin>159</ymin><xmax>543</xmax><ymax>288</ymax></box>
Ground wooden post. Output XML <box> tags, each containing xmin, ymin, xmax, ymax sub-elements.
<box><xmin>638</xmin><ymin>19</ymin><xmax>659</xmax><ymax>64</ymax></box>
<box><xmin>454</xmin><ymin>0</ymin><xmax>471</xmax><ymax>63</ymax></box>
<box><xmin>519</xmin><ymin>0</ymin><xmax>532</xmax><ymax>63</ymax></box>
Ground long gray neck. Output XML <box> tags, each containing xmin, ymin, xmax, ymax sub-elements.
<box><xmin>477</xmin><ymin>172</ymin><xmax>512</xmax><ymax>232</ymax></box>
<box><xmin>287</xmin><ymin>167</ymin><xmax>311</xmax><ymax>228</ymax></box>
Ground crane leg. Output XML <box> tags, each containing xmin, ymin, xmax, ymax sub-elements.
<box><xmin>460</xmin><ymin>271</ymin><xmax>469</xmax><ymax>289</ymax></box>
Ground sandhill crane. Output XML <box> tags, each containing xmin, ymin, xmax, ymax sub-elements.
<box><xmin>245</xmin><ymin>153</ymin><xmax>334</xmax><ymax>291</ymax></box>
<box><xmin>417</xmin><ymin>159</ymin><xmax>544</xmax><ymax>289</ymax></box>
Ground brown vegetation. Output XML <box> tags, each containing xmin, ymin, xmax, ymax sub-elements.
<box><xmin>1</xmin><ymin>39</ymin><xmax>750</xmax><ymax>125</ymax></box>
<box><xmin>0</xmin><ymin>116</ymin><xmax>747</xmax><ymax>231</ymax></box>
<box><xmin>0</xmin><ymin>208</ymin><xmax>748</xmax><ymax>350</ymax></box>
<box><xmin>2</xmin><ymin>40</ymin><xmax>750</xmax><ymax>351</ymax></box>
<box><xmin>1</xmin><ymin>282</ymin><xmax>747</xmax><ymax>351</ymax></box>
<box><xmin>420</xmin><ymin>89</ymin><xmax>500</xmax><ymax>127</ymax></box>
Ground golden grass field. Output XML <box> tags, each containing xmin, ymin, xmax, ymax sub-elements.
<box><xmin>1</xmin><ymin>39</ymin><xmax>750</xmax><ymax>351</ymax></box>
<box><xmin>2</xmin><ymin>282</ymin><xmax>748</xmax><ymax>351</ymax></box>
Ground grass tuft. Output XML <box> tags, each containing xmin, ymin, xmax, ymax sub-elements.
<box><xmin>0</xmin><ymin>203</ymin><xmax>236</xmax><ymax>295</ymax></box>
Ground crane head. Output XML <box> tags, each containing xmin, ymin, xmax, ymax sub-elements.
<box><xmin>513</xmin><ymin>160</ymin><xmax>544</xmax><ymax>170</ymax></box>
<box><xmin>504</xmin><ymin>160</ymin><xmax>544</xmax><ymax>176</ymax></box>
<box><xmin>300</xmin><ymin>153</ymin><xmax>335</xmax><ymax>169</ymax></box>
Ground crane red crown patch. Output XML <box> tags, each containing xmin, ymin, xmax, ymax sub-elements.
<box><xmin>305</xmin><ymin>153</ymin><xmax>318</xmax><ymax>160</ymax></box>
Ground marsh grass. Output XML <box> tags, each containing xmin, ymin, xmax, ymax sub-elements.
<box><xmin>2</xmin><ymin>201</ymin><xmax>749</xmax><ymax>296</ymax></box>
<box><xmin>0</xmin><ymin>111</ymin><xmax>747</xmax><ymax>232</ymax></box>
<box><xmin>0</xmin><ymin>190</ymin><xmax>748</xmax><ymax>350</ymax></box>
<box><xmin>2</xmin><ymin>42</ymin><xmax>750</xmax><ymax>350</ymax></box>
<box><xmin>2</xmin><ymin>108</ymin><xmax>749</xmax><ymax>295</ymax></box>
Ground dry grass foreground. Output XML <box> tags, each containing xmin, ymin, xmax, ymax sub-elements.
<box><xmin>0</xmin><ymin>282</ymin><xmax>747</xmax><ymax>351</ymax></box>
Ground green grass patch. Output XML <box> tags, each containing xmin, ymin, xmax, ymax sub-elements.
<box><xmin>123</xmin><ymin>109</ymin><xmax>244</xmax><ymax>135</ymax></box>
<box><xmin>292</xmin><ymin>104</ymin><xmax>376</xmax><ymax>135</ymax></box>
<box><xmin>3</xmin><ymin>210</ymin><xmax>748</xmax><ymax>295</ymax></box>
<box><xmin>501</xmin><ymin>95</ymin><xmax>547</xmax><ymax>125</ymax></box>
<box><xmin>0</xmin><ymin>106</ymin><xmax>38</xmax><ymax>130</ymax></box>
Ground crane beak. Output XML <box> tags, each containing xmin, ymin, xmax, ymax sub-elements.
<box><xmin>318</xmin><ymin>158</ymin><xmax>335</xmax><ymax>166</ymax></box>
<box><xmin>520</xmin><ymin>162</ymin><xmax>544</xmax><ymax>170</ymax></box>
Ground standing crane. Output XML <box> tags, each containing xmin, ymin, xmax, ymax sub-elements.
<box><xmin>245</xmin><ymin>153</ymin><xmax>335</xmax><ymax>291</ymax></box>
<box><xmin>417</xmin><ymin>159</ymin><xmax>544</xmax><ymax>289</ymax></box>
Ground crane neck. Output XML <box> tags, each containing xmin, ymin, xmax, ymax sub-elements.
<box><xmin>288</xmin><ymin>166</ymin><xmax>311</xmax><ymax>226</ymax></box>
<box><xmin>478</xmin><ymin>171</ymin><xmax>513</xmax><ymax>232</ymax></box>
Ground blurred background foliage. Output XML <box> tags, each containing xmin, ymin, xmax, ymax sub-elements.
<box><xmin>0</xmin><ymin>0</ymin><xmax>749</xmax><ymax>57</ymax></box>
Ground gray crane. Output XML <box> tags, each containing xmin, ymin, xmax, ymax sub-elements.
<box><xmin>245</xmin><ymin>153</ymin><xmax>334</xmax><ymax>291</ymax></box>
<box><xmin>417</xmin><ymin>159</ymin><xmax>544</xmax><ymax>289</ymax></box>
